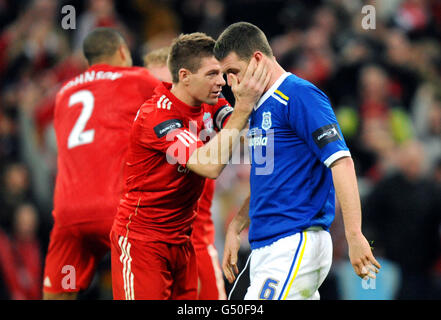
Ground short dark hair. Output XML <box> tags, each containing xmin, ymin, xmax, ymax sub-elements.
<box><xmin>168</xmin><ymin>33</ymin><xmax>216</xmax><ymax>83</ymax></box>
<box><xmin>214</xmin><ymin>22</ymin><xmax>273</xmax><ymax>62</ymax></box>
<box><xmin>83</xmin><ymin>28</ymin><xmax>125</xmax><ymax>65</ymax></box>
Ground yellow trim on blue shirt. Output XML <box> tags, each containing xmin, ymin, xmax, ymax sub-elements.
<box><xmin>274</xmin><ymin>89</ymin><xmax>289</xmax><ymax>101</ymax></box>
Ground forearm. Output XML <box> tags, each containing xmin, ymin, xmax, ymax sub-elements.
<box><xmin>187</xmin><ymin>107</ymin><xmax>249</xmax><ymax>178</ymax></box>
<box><xmin>330</xmin><ymin>157</ymin><xmax>362</xmax><ymax>238</ymax></box>
<box><xmin>228</xmin><ymin>193</ymin><xmax>251</xmax><ymax>235</ymax></box>
<box><xmin>331</xmin><ymin>157</ymin><xmax>381</xmax><ymax>277</ymax></box>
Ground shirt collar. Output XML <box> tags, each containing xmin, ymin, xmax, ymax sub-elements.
<box><xmin>254</xmin><ymin>72</ymin><xmax>291</xmax><ymax>111</ymax></box>
<box><xmin>156</xmin><ymin>82</ymin><xmax>203</xmax><ymax>117</ymax></box>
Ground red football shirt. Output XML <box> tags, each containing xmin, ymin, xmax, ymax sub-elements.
<box><xmin>191</xmin><ymin>99</ymin><xmax>232</xmax><ymax>248</ymax></box>
<box><xmin>112</xmin><ymin>83</ymin><xmax>233</xmax><ymax>244</ymax></box>
<box><xmin>53</xmin><ymin>64</ymin><xmax>160</xmax><ymax>227</ymax></box>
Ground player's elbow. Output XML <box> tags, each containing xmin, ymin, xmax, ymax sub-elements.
<box><xmin>205</xmin><ymin>171</ymin><xmax>220</xmax><ymax>180</ymax></box>
<box><xmin>206</xmin><ymin>166</ymin><xmax>222</xmax><ymax>179</ymax></box>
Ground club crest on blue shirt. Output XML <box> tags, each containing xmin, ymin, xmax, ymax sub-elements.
<box><xmin>261</xmin><ymin>111</ymin><xmax>272</xmax><ymax>131</ymax></box>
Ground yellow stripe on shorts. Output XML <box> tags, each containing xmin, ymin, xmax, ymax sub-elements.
<box><xmin>282</xmin><ymin>231</ymin><xmax>307</xmax><ymax>300</ymax></box>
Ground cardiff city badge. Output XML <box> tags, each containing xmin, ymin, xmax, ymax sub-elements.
<box><xmin>261</xmin><ymin>111</ymin><xmax>272</xmax><ymax>131</ymax></box>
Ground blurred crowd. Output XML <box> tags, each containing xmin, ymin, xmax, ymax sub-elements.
<box><xmin>0</xmin><ymin>0</ymin><xmax>440</xmax><ymax>300</ymax></box>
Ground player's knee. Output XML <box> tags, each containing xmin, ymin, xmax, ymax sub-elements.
<box><xmin>42</xmin><ymin>291</ymin><xmax>78</xmax><ymax>300</ymax></box>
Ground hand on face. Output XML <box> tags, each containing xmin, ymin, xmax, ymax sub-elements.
<box><xmin>230</xmin><ymin>56</ymin><xmax>272</xmax><ymax>114</ymax></box>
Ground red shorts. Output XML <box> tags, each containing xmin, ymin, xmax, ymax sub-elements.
<box><xmin>195</xmin><ymin>244</ymin><xmax>227</xmax><ymax>300</ymax></box>
<box><xmin>110</xmin><ymin>230</ymin><xmax>197</xmax><ymax>300</ymax></box>
<box><xmin>42</xmin><ymin>219</ymin><xmax>113</xmax><ymax>294</ymax></box>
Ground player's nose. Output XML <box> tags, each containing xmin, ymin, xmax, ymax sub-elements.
<box><xmin>215</xmin><ymin>73</ymin><xmax>226</xmax><ymax>87</ymax></box>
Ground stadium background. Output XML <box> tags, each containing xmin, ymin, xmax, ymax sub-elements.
<box><xmin>0</xmin><ymin>0</ymin><xmax>440</xmax><ymax>300</ymax></box>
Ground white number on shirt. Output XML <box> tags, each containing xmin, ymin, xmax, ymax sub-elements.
<box><xmin>68</xmin><ymin>90</ymin><xmax>95</xmax><ymax>149</ymax></box>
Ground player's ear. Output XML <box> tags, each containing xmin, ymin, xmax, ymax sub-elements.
<box><xmin>253</xmin><ymin>51</ymin><xmax>263</xmax><ymax>63</ymax></box>
<box><xmin>118</xmin><ymin>45</ymin><xmax>126</xmax><ymax>60</ymax></box>
<box><xmin>179</xmin><ymin>68</ymin><xmax>191</xmax><ymax>85</ymax></box>
<box><xmin>118</xmin><ymin>45</ymin><xmax>132</xmax><ymax>66</ymax></box>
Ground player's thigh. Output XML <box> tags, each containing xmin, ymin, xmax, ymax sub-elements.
<box><xmin>316</xmin><ymin>230</ymin><xmax>333</xmax><ymax>287</ymax></box>
<box><xmin>195</xmin><ymin>244</ymin><xmax>226</xmax><ymax>300</ymax></box>
<box><xmin>43</xmin><ymin>222</ymin><xmax>110</xmax><ymax>294</ymax></box>
<box><xmin>282</xmin><ymin>230</ymin><xmax>333</xmax><ymax>300</ymax></box>
<box><xmin>110</xmin><ymin>232</ymin><xmax>174</xmax><ymax>300</ymax></box>
<box><xmin>244</xmin><ymin>231</ymin><xmax>332</xmax><ymax>300</ymax></box>
<box><xmin>244</xmin><ymin>233</ymin><xmax>303</xmax><ymax>300</ymax></box>
<box><xmin>170</xmin><ymin>241</ymin><xmax>198</xmax><ymax>300</ymax></box>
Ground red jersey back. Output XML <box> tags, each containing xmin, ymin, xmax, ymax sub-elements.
<box><xmin>112</xmin><ymin>83</ymin><xmax>232</xmax><ymax>244</ymax></box>
<box><xmin>53</xmin><ymin>64</ymin><xmax>160</xmax><ymax>226</ymax></box>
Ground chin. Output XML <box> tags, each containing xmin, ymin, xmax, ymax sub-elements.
<box><xmin>205</xmin><ymin>97</ymin><xmax>219</xmax><ymax>105</ymax></box>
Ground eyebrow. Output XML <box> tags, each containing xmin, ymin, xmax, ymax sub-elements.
<box><xmin>205</xmin><ymin>68</ymin><xmax>221</xmax><ymax>75</ymax></box>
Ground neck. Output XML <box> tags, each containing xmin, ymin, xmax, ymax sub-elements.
<box><xmin>170</xmin><ymin>83</ymin><xmax>201</xmax><ymax>107</ymax></box>
<box><xmin>92</xmin><ymin>56</ymin><xmax>125</xmax><ymax>68</ymax></box>
<box><xmin>264</xmin><ymin>58</ymin><xmax>286</xmax><ymax>93</ymax></box>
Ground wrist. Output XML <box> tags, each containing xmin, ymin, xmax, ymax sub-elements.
<box><xmin>233</xmin><ymin>100</ymin><xmax>254</xmax><ymax>117</ymax></box>
<box><xmin>227</xmin><ymin>223</ymin><xmax>242</xmax><ymax>236</ymax></box>
<box><xmin>228</xmin><ymin>217</ymin><xmax>247</xmax><ymax>235</ymax></box>
<box><xmin>345</xmin><ymin>229</ymin><xmax>363</xmax><ymax>240</ymax></box>
<box><xmin>223</xmin><ymin>109</ymin><xmax>250</xmax><ymax>132</ymax></box>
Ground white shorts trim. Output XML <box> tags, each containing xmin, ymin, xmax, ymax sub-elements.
<box><xmin>118</xmin><ymin>236</ymin><xmax>135</xmax><ymax>300</ymax></box>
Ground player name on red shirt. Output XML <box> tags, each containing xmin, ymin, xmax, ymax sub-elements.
<box><xmin>53</xmin><ymin>64</ymin><xmax>160</xmax><ymax>226</ymax></box>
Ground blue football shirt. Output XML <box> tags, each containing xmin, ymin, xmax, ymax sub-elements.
<box><xmin>247</xmin><ymin>72</ymin><xmax>350</xmax><ymax>249</ymax></box>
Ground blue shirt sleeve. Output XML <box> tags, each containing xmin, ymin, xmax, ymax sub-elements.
<box><xmin>286</xmin><ymin>82</ymin><xmax>349</xmax><ymax>166</ymax></box>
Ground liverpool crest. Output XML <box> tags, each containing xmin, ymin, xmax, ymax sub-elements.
<box><xmin>203</xmin><ymin>112</ymin><xmax>214</xmax><ymax>132</ymax></box>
